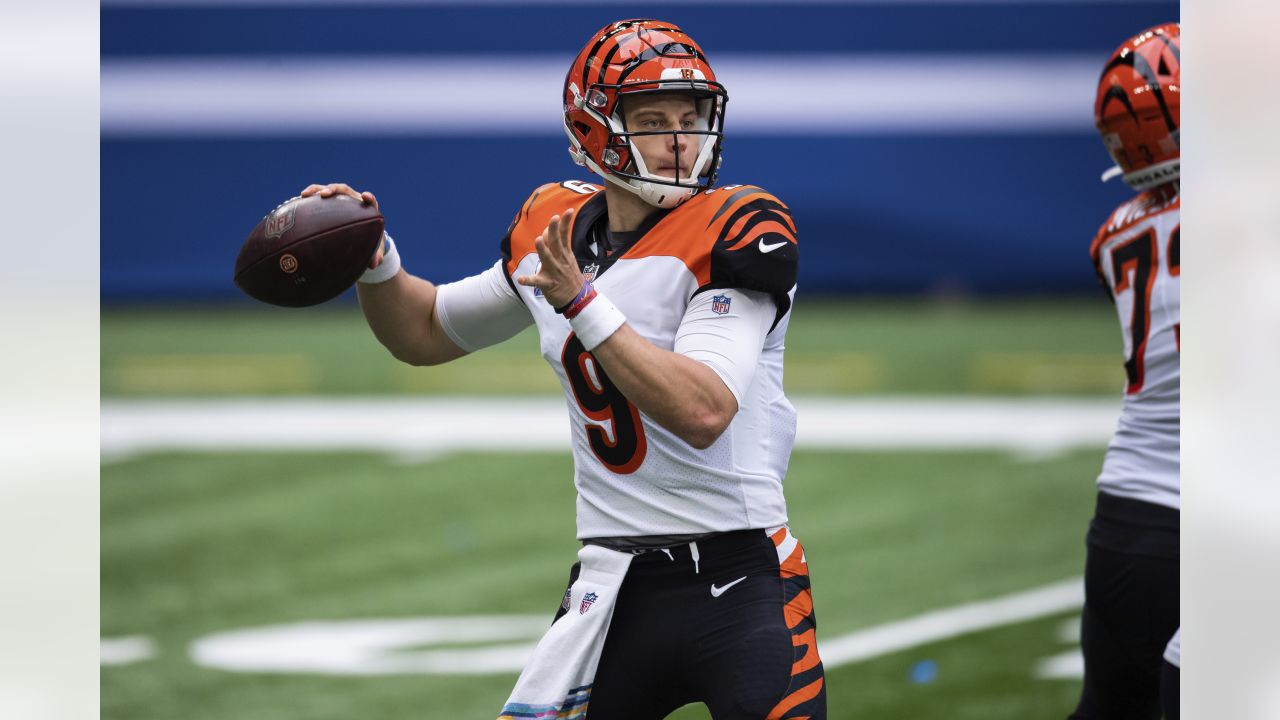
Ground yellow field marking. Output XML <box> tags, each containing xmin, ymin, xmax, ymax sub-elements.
<box><xmin>112</xmin><ymin>354</ymin><xmax>318</xmax><ymax>394</ymax></box>
<box><xmin>785</xmin><ymin>352</ymin><xmax>883</xmax><ymax>393</ymax></box>
<box><xmin>971</xmin><ymin>353</ymin><xmax>1119</xmax><ymax>394</ymax></box>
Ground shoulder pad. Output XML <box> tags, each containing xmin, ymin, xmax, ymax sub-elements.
<box><xmin>1090</xmin><ymin>190</ymin><xmax>1180</xmax><ymax>262</ymax></box>
<box><xmin>704</xmin><ymin>185</ymin><xmax>798</xmax><ymax>296</ymax></box>
<box><xmin>502</xmin><ymin>180</ymin><xmax>603</xmax><ymax>272</ymax></box>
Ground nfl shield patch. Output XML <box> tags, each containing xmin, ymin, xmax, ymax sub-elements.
<box><xmin>579</xmin><ymin>592</ymin><xmax>599</xmax><ymax>614</ymax></box>
<box><xmin>711</xmin><ymin>294</ymin><xmax>732</xmax><ymax>315</ymax></box>
<box><xmin>582</xmin><ymin>263</ymin><xmax>600</xmax><ymax>282</ymax></box>
<box><xmin>561</xmin><ymin>587</ymin><xmax>572</xmax><ymax>612</ymax></box>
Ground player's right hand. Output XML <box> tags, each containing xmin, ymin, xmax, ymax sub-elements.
<box><xmin>301</xmin><ymin>182</ymin><xmax>379</xmax><ymax>208</ymax></box>
<box><xmin>300</xmin><ymin>183</ymin><xmax>385</xmax><ymax>269</ymax></box>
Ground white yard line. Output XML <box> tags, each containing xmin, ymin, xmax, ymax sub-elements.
<box><xmin>103</xmin><ymin>398</ymin><xmax>1096</xmax><ymax>673</ymax></box>
<box><xmin>101</xmin><ymin>396</ymin><xmax>1118</xmax><ymax>460</ymax></box>
<box><xmin>822</xmin><ymin>577</ymin><xmax>1083</xmax><ymax>668</ymax></box>
<box><xmin>1035</xmin><ymin>649</ymin><xmax>1085</xmax><ymax>679</ymax></box>
<box><xmin>104</xmin><ymin>578</ymin><xmax>1084</xmax><ymax>672</ymax></box>
<box><xmin>101</xmin><ymin>636</ymin><xmax>158</xmax><ymax>666</ymax></box>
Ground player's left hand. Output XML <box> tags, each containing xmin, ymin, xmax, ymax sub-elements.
<box><xmin>516</xmin><ymin>208</ymin><xmax>586</xmax><ymax>308</ymax></box>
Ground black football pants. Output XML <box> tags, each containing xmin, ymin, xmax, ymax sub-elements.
<box><xmin>554</xmin><ymin>529</ymin><xmax>826</xmax><ymax>719</ymax></box>
<box><xmin>1161</xmin><ymin>658</ymin><xmax>1179</xmax><ymax>720</ymax></box>
<box><xmin>1069</xmin><ymin>494</ymin><xmax>1179</xmax><ymax>720</ymax></box>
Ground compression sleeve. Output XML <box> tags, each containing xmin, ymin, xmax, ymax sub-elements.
<box><xmin>673</xmin><ymin>288</ymin><xmax>775</xmax><ymax>404</ymax></box>
<box><xmin>434</xmin><ymin>260</ymin><xmax>533</xmax><ymax>352</ymax></box>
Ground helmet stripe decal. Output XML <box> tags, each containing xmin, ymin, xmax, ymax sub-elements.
<box><xmin>1100</xmin><ymin>49</ymin><xmax>1178</xmax><ymax>136</ymax></box>
<box><xmin>1129</xmin><ymin>52</ymin><xmax>1178</xmax><ymax>135</ymax></box>
<box><xmin>583</xmin><ymin>20</ymin><xmax>647</xmax><ymax>90</ymax></box>
<box><xmin>1153</xmin><ymin>33</ymin><xmax>1181</xmax><ymax>63</ymax></box>
<box><xmin>1099</xmin><ymin>84</ymin><xmax>1139</xmax><ymax>124</ymax></box>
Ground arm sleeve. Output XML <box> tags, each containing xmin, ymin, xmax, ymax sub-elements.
<box><xmin>434</xmin><ymin>260</ymin><xmax>533</xmax><ymax>352</ymax></box>
<box><xmin>673</xmin><ymin>288</ymin><xmax>775</xmax><ymax>404</ymax></box>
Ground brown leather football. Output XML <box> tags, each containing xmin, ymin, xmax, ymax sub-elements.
<box><xmin>234</xmin><ymin>194</ymin><xmax>385</xmax><ymax>307</ymax></box>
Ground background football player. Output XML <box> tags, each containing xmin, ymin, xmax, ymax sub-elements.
<box><xmin>1070</xmin><ymin>22</ymin><xmax>1180</xmax><ymax>720</ymax></box>
<box><xmin>302</xmin><ymin>19</ymin><xmax>825</xmax><ymax>720</ymax></box>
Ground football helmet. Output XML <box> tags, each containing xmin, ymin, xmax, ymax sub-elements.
<box><xmin>1095</xmin><ymin>23</ymin><xmax>1181</xmax><ymax>190</ymax></box>
<box><xmin>564</xmin><ymin>19</ymin><xmax>728</xmax><ymax>208</ymax></box>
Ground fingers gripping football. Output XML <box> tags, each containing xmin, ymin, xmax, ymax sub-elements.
<box><xmin>301</xmin><ymin>183</ymin><xmax>384</xmax><ymax>269</ymax></box>
<box><xmin>517</xmin><ymin>209</ymin><xmax>586</xmax><ymax>308</ymax></box>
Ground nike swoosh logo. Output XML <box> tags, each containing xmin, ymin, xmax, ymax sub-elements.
<box><xmin>758</xmin><ymin>239</ymin><xmax>787</xmax><ymax>253</ymax></box>
<box><xmin>710</xmin><ymin>576</ymin><xmax>748</xmax><ymax>597</ymax></box>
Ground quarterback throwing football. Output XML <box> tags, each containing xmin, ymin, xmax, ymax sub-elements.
<box><xmin>304</xmin><ymin>19</ymin><xmax>825</xmax><ymax>720</ymax></box>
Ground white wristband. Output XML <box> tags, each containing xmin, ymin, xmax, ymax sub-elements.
<box><xmin>358</xmin><ymin>232</ymin><xmax>401</xmax><ymax>284</ymax></box>
<box><xmin>569</xmin><ymin>290</ymin><xmax>626</xmax><ymax>351</ymax></box>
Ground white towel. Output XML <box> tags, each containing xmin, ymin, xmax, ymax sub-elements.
<box><xmin>498</xmin><ymin>544</ymin><xmax>633</xmax><ymax>720</ymax></box>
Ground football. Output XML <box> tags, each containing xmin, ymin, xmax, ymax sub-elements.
<box><xmin>233</xmin><ymin>194</ymin><xmax>385</xmax><ymax>307</ymax></box>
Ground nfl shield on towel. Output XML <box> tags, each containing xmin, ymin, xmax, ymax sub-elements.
<box><xmin>579</xmin><ymin>592</ymin><xmax>598</xmax><ymax>615</ymax></box>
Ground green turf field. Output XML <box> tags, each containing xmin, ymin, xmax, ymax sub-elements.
<box><xmin>102</xmin><ymin>298</ymin><xmax>1112</xmax><ymax>719</ymax></box>
<box><xmin>103</xmin><ymin>448</ymin><xmax>1095</xmax><ymax>720</ymax></box>
<box><xmin>101</xmin><ymin>297</ymin><xmax>1122</xmax><ymax>397</ymax></box>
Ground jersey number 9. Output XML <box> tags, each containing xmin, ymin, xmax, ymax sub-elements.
<box><xmin>562</xmin><ymin>334</ymin><xmax>648</xmax><ymax>474</ymax></box>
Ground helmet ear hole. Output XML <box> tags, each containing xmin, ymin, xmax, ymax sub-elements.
<box><xmin>573</xmin><ymin>121</ymin><xmax>592</xmax><ymax>137</ymax></box>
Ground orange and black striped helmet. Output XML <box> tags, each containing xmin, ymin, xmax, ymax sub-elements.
<box><xmin>564</xmin><ymin>19</ymin><xmax>728</xmax><ymax>208</ymax></box>
<box><xmin>1094</xmin><ymin>23</ymin><xmax>1180</xmax><ymax>190</ymax></box>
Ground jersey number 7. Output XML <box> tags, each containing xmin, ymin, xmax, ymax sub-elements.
<box><xmin>1110</xmin><ymin>226</ymin><xmax>1179</xmax><ymax>394</ymax></box>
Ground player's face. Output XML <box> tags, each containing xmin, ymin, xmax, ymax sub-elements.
<box><xmin>622</xmin><ymin>94</ymin><xmax>703</xmax><ymax>180</ymax></box>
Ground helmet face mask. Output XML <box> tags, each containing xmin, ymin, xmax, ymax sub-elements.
<box><xmin>612</xmin><ymin>90</ymin><xmax>720</xmax><ymax>182</ymax></box>
<box><xmin>1094</xmin><ymin>23</ymin><xmax>1181</xmax><ymax>191</ymax></box>
<box><xmin>564</xmin><ymin>20</ymin><xmax>729</xmax><ymax>208</ymax></box>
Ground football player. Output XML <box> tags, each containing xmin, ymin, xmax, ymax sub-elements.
<box><xmin>302</xmin><ymin>19</ymin><xmax>825</xmax><ymax>720</ymax></box>
<box><xmin>1070</xmin><ymin>23</ymin><xmax>1180</xmax><ymax>720</ymax></box>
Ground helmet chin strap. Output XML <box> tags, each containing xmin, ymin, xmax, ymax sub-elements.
<box><xmin>604</xmin><ymin>167</ymin><xmax>694</xmax><ymax>209</ymax></box>
<box><xmin>1099</xmin><ymin>159</ymin><xmax>1180</xmax><ymax>191</ymax></box>
<box><xmin>1123</xmin><ymin>159</ymin><xmax>1180</xmax><ymax>190</ymax></box>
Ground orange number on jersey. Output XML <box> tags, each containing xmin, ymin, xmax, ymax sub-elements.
<box><xmin>561</xmin><ymin>334</ymin><xmax>647</xmax><ymax>474</ymax></box>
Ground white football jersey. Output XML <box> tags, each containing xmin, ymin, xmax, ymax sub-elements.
<box><xmin>1090</xmin><ymin>187</ymin><xmax>1180</xmax><ymax>510</ymax></box>
<box><xmin>439</xmin><ymin>180</ymin><xmax>800</xmax><ymax>539</ymax></box>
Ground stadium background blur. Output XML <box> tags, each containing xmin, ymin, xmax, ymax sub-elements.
<box><xmin>101</xmin><ymin>2</ymin><xmax>1183</xmax><ymax>719</ymax></box>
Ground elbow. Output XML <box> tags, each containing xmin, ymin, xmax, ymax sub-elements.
<box><xmin>400</xmin><ymin>352</ymin><xmax>451</xmax><ymax>367</ymax></box>
<box><xmin>387</xmin><ymin>343</ymin><xmax>445</xmax><ymax>367</ymax></box>
<box><xmin>383</xmin><ymin>325</ymin><xmax>461</xmax><ymax>367</ymax></box>
<box><xmin>681</xmin><ymin>406</ymin><xmax>735</xmax><ymax>450</ymax></box>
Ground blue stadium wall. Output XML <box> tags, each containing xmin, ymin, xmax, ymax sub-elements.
<box><xmin>101</xmin><ymin>1</ymin><xmax>1179</xmax><ymax>302</ymax></box>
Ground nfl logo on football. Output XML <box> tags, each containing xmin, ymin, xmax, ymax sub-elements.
<box><xmin>711</xmin><ymin>294</ymin><xmax>732</xmax><ymax>315</ymax></box>
<box><xmin>264</xmin><ymin>202</ymin><xmax>297</xmax><ymax>239</ymax></box>
<box><xmin>579</xmin><ymin>592</ymin><xmax>599</xmax><ymax>615</ymax></box>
